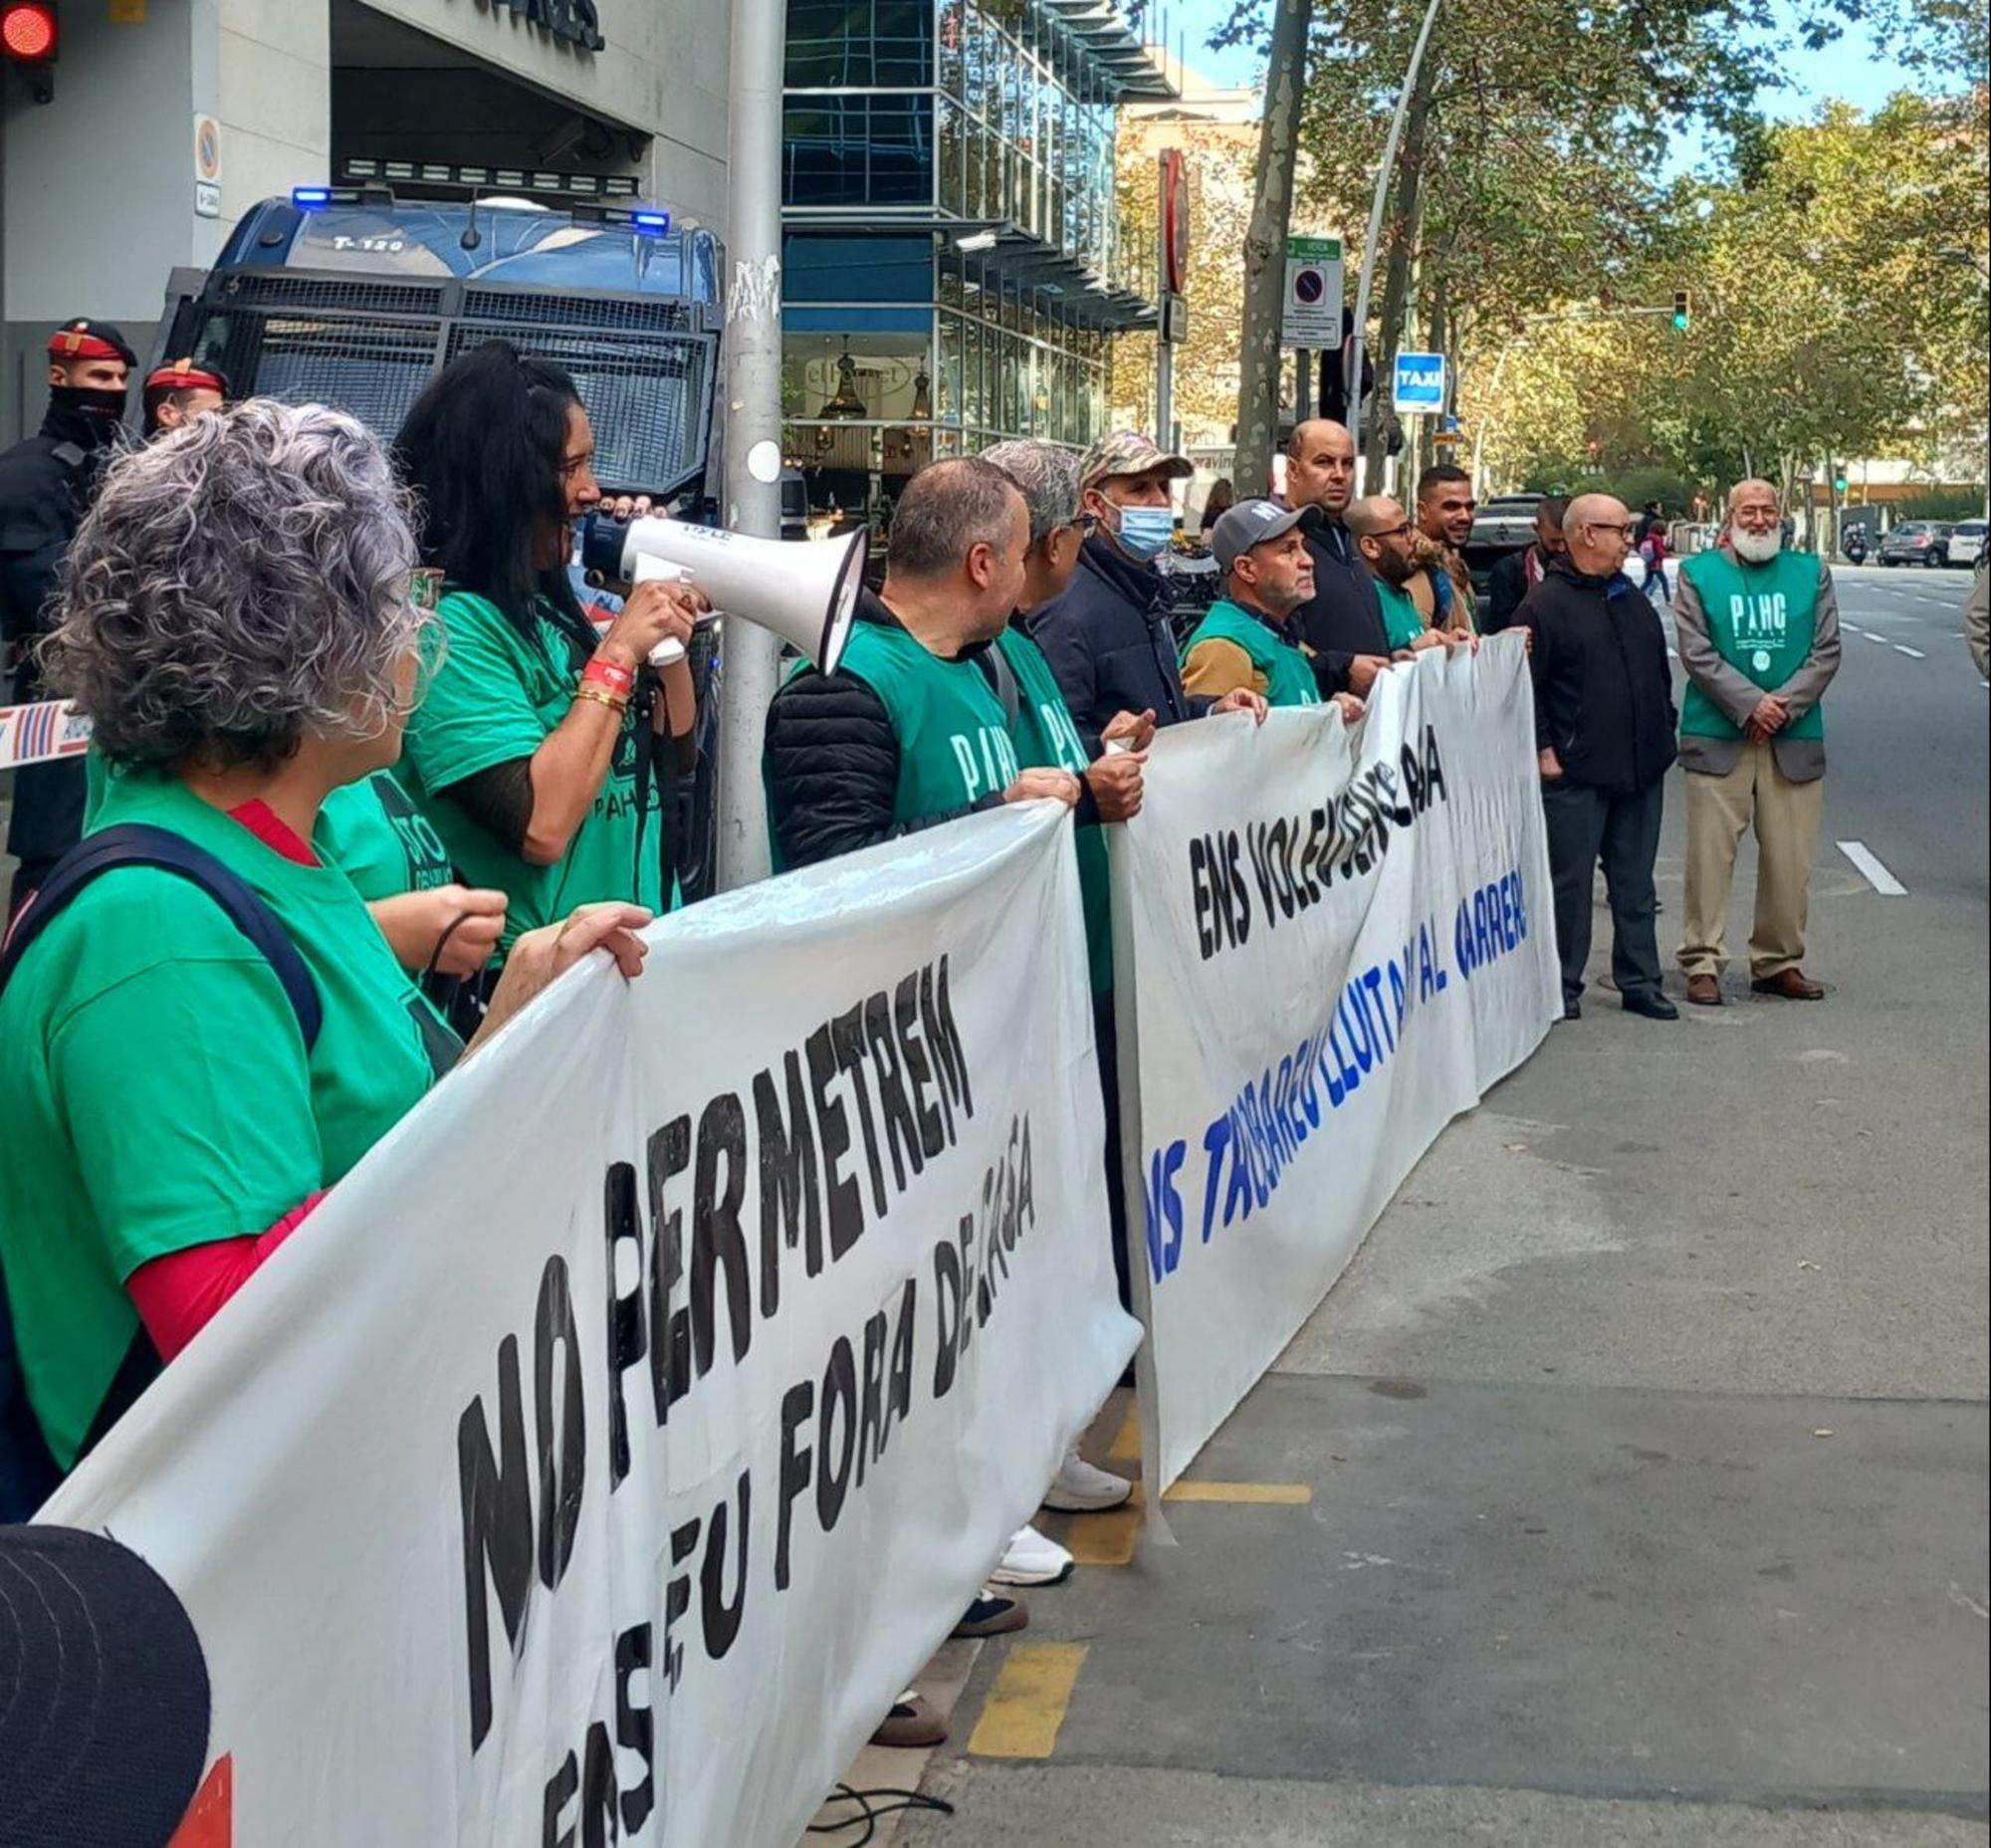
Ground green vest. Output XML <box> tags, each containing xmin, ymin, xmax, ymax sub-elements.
<box><xmin>1000</xmin><ymin>626</ymin><xmax>1112</xmax><ymax>993</ymax></box>
<box><xmin>1374</xmin><ymin>577</ymin><xmax>1427</xmax><ymax>651</ymax></box>
<box><xmin>1679</xmin><ymin>550</ymin><xmax>1824</xmax><ymax>742</ymax></box>
<box><xmin>766</xmin><ymin>622</ymin><xmax>1021</xmax><ymax>871</ymax></box>
<box><xmin>1182</xmin><ymin>599</ymin><xmax>1321</xmax><ymax>708</ymax></box>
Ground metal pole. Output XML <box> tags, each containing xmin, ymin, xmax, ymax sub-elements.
<box><xmin>714</xmin><ymin>0</ymin><xmax>789</xmax><ymax>891</ymax></box>
<box><xmin>1346</xmin><ymin>0</ymin><xmax>1443</xmax><ymax>484</ymax></box>
<box><xmin>1155</xmin><ymin>150</ymin><xmax>1175</xmax><ymax>450</ymax></box>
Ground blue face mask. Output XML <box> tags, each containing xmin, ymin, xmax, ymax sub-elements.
<box><xmin>1113</xmin><ymin>505</ymin><xmax>1176</xmax><ymax>562</ymax></box>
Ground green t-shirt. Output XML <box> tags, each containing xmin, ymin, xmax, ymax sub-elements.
<box><xmin>998</xmin><ymin>627</ymin><xmax>1113</xmax><ymax>994</ymax></box>
<box><xmin>1678</xmin><ymin>549</ymin><xmax>1824</xmax><ymax>743</ymax></box>
<box><xmin>316</xmin><ymin>771</ymin><xmax>455</xmax><ymax>901</ymax></box>
<box><xmin>1375</xmin><ymin>577</ymin><xmax>1427</xmax><ymax>651</ymax></box>
<box><xmin>0</xmin><ymin>775</ymin><xmax>457</xmax><ymax>1468</ymax></box>
<box><xmin>398</xmin><ymin>589</ymin><xmax>665</xmax><ymax>952</ymax></box>
<box><xmin>1182</xmin><ymin>599</ymin><xmax>1321</xmax><ymax>709</ymax></box>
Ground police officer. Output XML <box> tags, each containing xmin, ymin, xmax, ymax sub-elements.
<box><xmin>140</xmin><ymin>357</ymin><xmax>229</xmax><ymax>438</ymax></box>
<box><xmin>1</xmin><ymin>319</ymin><xmax>137</xmax><ymax>915</ymax></box>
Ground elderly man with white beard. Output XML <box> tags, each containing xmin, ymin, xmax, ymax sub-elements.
<box><xmin>1674</xmin><ymin>479</ymin><xmax>1842</xmax><ymax>1005</ymax></box>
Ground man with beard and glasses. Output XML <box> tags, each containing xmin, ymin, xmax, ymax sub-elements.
<box><xmin>1</xmin><ymin>320</ymin><xmax>137</xmax><ymax>918</ymax></box>
<box><xmin>1674</xmin><ymin>479</ymin><xmax>1842</xmax><ymax>1005</ymax></box>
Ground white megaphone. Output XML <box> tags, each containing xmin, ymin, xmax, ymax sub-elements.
<box><xmin>582</xmin><ymin>516</ymin><xmax>867</xmax><ymax>675</ymax></box>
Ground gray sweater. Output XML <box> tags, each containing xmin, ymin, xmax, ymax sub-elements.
<box><xmin>1673</xmin><ymin>554</ymin><xmax>1840</xmax><ymax>782</ymax></box>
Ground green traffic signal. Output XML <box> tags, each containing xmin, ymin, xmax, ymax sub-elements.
<box><xmin>1671</xmin><ymin>288</ymin><xmax>1692</xmax><ymax>332</ymax></box>
<box><xmin>1834</xmin><ymin>476</ymin><xmax>1848</xmax><ymax>493</ymax></box>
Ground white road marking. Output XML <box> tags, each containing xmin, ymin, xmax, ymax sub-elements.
<box><xmin>1863</xmin><ymin>631</ymin><xmax>1889</xmax><ymax>643</ymax></box>
<box><xmin>1838</xmin><ymin>840</ymin><xmax>1906</xmax><ymax>896</ymax></box>
<box><xmin>1894</xmin><ymin>644</ymin><xmax>1926</xmax><ymax>658</ymax></box>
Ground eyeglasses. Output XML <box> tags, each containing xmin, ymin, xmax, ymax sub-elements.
<box><xmin>1368</xmin><ymin>521</ymin><xmax>1414</xmax><ymax>541</ymax></box>
<box><xmin>1061</xmin><ymin>513</ymin><xmax>1101</xmax><ymax>538</ymax></box>
<box><xmin>1585</xmin><ymin>521</ymin><xmax>1637</xmax><ymax>539</ymax></box>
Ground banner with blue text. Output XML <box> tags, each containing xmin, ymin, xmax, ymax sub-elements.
<box><xmin>45</xmin><ymin>803</ymin><xmax>1138</xmax><ymax>1846</ymax></box>
<box><xmin>1111</xmin><ymin>637</ymin><xmax>1559</xmax><ymax>1495</ymax></box>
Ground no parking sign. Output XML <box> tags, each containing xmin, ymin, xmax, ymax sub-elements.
<box><xmin>1281</xmin><ymin>236</ymin><xmax>1344</xmax><ymax>348</ymax></box>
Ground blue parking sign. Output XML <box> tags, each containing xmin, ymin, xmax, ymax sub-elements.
<box><xmin>1393</xmin><ymin>350</ymin><xmax>1447</xmax><ymax>414</ymax></box>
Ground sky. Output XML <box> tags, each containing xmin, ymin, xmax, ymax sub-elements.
<box><xmin>1168</xmin><ymin>0</ymin><xmax>1926</xmax><ymax>161</ymax></box>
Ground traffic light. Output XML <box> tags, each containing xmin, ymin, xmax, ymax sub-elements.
<box><xmin>2</xmin><ymin>1</ymin><xmax>57</xmax><ymax>101</ymax></box>
<box><xmin>1834</xmin><ymin>473</ymin><xmax>1849</xmax><ymax>494</ymax></box>
<box><xmin>1</xmin><ymin>2</ymin><xmax>56</xmax><ymax>61</ymax></box>
<box><xmin>1671</xmin><ymin>289</ymin><xmax>1691</xmax><ymax>332</ymax></box>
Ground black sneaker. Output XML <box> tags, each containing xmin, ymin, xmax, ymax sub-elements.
<box><xmin>1562</xmin><ymin>998</ymin><xmax>1582</xmax><ymax>1021</ymax></box>
<box><xmin>1622</xmin><ymin>990</ymin><xmax>1679</xmax><ymax>1021</ymax></box>
<box><xmin>953</xmin><ymin>1586</ymin><xmax>1029</xmax><ymax>1639</ymax></box>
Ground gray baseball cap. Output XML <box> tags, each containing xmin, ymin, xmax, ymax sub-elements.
<box><xmin>1211</xmin><ymin>498</ymin><xmax>1323</xmax><ymax>573</ymax></box>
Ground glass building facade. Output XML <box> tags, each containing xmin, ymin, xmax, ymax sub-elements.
<box><xmin>781</xmin><ymin>0</ymin><xmax>1175</xmax><ymax>523</ymax></box>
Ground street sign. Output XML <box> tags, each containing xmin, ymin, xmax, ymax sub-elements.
<box><xmin>1160</xmin><ymin>149</ymin><xmax>1190</xmax><ymax>297</ymax></box>
<box><xmin>1161</xmin><ymin>293</ymin><xmax>1191</xmax><ymax>346</ymax></box>
<box><xmin>1392</xmin><ymin>349</ymin><xmax>1446</xmax><ymax>414</ymax></box>
<box><xmin>193</xmin><ymin>113</ymin><xmax>222</xmax><ymax>219</ymax></box>
<box><xmin>1281</xmin><ymin>236</ymin><xmax>1344</xmax><ymax>349</ymax></box>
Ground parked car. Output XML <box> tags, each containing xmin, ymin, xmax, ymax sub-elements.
<box><xmin>1464</xmin><ymin>492</ymin><xmax>1543</xmax><ymax>595</ymax></box>
<box><xmin>1878</xmin><ymin>521</ymin><xmax>1952</xmax><ymax>568</ymax></box>
<box><xmin>1945</xmin><ymin>519</ymin><xmax>1986</xmax><ymax>569</ymax></box>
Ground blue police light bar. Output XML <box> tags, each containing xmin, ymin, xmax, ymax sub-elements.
<box><xmin>292</xmin><ymin>186</ymin><xmax>332</xmax><ymax>210</ymax></box>
<box><xmin>631</xmin><ymin>208</ymin><xmax>672</xmax><ymax>236</ymax></box>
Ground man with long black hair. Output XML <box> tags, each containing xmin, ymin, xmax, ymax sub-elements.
<box><xmin>391</xmin><ymin>342</ymin><xmax>706</xmax><ymax>956</ymax></box>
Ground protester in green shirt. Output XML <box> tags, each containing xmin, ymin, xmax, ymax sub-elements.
<box><xmin>316</xmin><ymin>771</ymin><xmax>508</xmax><ymax>980</ymax></box>
<box><xmin>0</xmin><ymin>403</ymin><xmax>652</xmax><ymax>1478</ymax></box>
<box><xmin>1348</xmin><ymin>493</ymin><xmax>1473</xmax><ymax>656</ymax></box>
<box><xmin>393</xmin><ymin>342</ymin><xmax>706</xmax><ymax>955</ymax></box>
<box><xmin>1182</xmin><ymin>499</ymin><xmax>1371</xmax><ymax>716</ymax></box>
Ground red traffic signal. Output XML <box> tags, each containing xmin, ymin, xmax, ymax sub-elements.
<box><xmin>2</xmin><ymin>2</ymin><xmax>58</xmax><ymax>62</ymax></box>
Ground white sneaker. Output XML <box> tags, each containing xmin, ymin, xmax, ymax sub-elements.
<box><xmin>991</xmin><ymin>1522</ymin><xmax>1073</xmax><ymax>1586</ymax></box>
<box><xmin>1041</xmin><ymin>1448</ymin><xmax>1133</xmax><ymax>1512</ymax></box>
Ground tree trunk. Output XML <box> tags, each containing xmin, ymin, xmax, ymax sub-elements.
<box><xmin>1361</xmin><ymin>50</ymin><xmax>1438</xmax><ymax>483</ymax></box>
<box><xmin>1231</xmin><ymin>0</ymin><xmax>1314</xmax><ymax>498</ymax></box>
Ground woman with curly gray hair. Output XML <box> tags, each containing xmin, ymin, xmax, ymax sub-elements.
<box><xmin>0</xmin><ymin>400</ymin><xmax>652</xmax><ymax>1486</ymax></box>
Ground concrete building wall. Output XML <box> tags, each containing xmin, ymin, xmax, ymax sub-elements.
<box><xmin>356</xmin><ymin>0</ymin><xmax>729</xmax><ymax>226</ymax></box>
<box><xmin>2</xmin><ymin>0</ymin><xmax>730</xmax><ymax>439</ymax></box>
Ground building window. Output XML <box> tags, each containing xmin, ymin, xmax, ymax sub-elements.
<box><xmin>785</xmin><ymin>0</ymin><xmax>934</xmax><ymax>88</ymax></box>
<box><xmin>783</xmin><ymin>95</ymin><xmax>935</xmax><ymax>208</ymax></box>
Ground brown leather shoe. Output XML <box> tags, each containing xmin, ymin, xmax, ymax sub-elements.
<box><xmin>872</xmin><ymin>1690</ymin><xmax>948</xmax><ymax>1748</ymax></box>
<box><xmin>1686</xmin><ymin>974</ymin><xmax>1722</xmax><ymax>1007</ymax></box>
<box><xmin>1751</xmin><ymin>968</ymin><xmax>1824</xmax><ymax>1001</ymax></box>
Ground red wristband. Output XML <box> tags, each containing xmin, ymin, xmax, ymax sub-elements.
<box><xmin>583</xmin><ymin>654</ymin><xmax>636</xmax><ymax>697</ymax></box>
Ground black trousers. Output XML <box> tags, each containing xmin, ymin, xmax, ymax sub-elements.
<box><xmin>1543</xmin><ymin>778</ymin><xmax>1664</xmax><ymax>1005</ymax></box>
<box><xmin>1092</xmin><ymin>988</ymin><xmax>1132</xmax><ymax>1317</ymax></box>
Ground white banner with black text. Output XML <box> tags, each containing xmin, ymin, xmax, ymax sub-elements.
<box><xmin>45</xmin><ymin>802</ymin><xmax>1138</xmax><ymax>1846</ymax></box>
<box><xmin>1111</xmin><ymin>636</ymin><xmax>1560</xmax><ymax>1497</ymax></box>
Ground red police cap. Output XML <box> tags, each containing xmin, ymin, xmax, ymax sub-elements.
<box><xmin>47</xmin><ymin>319</ymin><xmax>138</xmax><ymax>367</ymax></box>
<box><xmin>143</xmin><ymin>357</ymin><xmax>230</xmax><ymax>397</ymax></box>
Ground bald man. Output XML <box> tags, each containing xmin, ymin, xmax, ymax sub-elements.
<box><xmin>1516</xmin><ymin>493</ymin><xmax>1678</xmax><ymax>1022</ymax></box>
<box><xmin>1674</xmin><ymin>478</ymin><xmax>1840</xmax><ymax>1004</ymax></box>
<box><xmin>1283</xmin><ymin>419</ymin><xmax>1393</xmax><ymax>697</ymax></box>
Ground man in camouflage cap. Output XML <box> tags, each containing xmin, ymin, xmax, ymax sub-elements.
<box><xmin>1031</xmin><ymin>431</ymin><xmax>1263</xmax><ymax>752</ymax></box>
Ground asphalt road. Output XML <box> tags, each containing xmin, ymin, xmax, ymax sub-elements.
<box><xmin>901</xmin><ymin>564</ymin><xmax>1989</xmax><ymax>1847</ymax></box>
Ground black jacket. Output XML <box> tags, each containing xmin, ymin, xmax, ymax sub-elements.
<box><xmin>1029</xmin><ymin>536</ymin><xmax>1197</xmax><ymax>755</ymax></box>
<box><xmin>764</xmin><ymin>590</ymin><xmax>1099</xmax><ymax>870</ymax></box>
<box><xmin>0</xmin><ymin>402</ymin><xmax>117</xmax><ymax>867</ymax></box>
<box><xmin>1292</xmin><ymin>521</ymin><xmax>1387</xmax><ymax>694</ymax></box>
<box><xmin>1517</xmin><ymin>558</ymin><xmax>1677</xmax><ymax>796</ymax></box>
<box><xmin>1483</xmin><ymin>546</ymin><xmax>1548</xmax><ymax>635</ymax></box>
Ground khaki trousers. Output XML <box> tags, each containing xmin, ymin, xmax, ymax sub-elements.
<box><xmin>1678</xmin><ymin>741</ymin><xmax>1824</xmax><ymax>980</ymax></box>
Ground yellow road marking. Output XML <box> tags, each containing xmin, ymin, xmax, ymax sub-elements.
<box><xmin>1108</xmin><ymin>1402</ymin><xmax>1142</xmax><ymax>1462</ymax></box>
<box><xmin>1063</xmin><ymin>1502</ymin><xmax>1143</xmax><ymax>1565</ymax></box>
<box><xmin>967</xmin><ymin>1642</ymin><xmax>1089</xmax><ymax>1757</ymax></box>
<box><xmin>1163</xmin><ymin>1481</ymin><xmax>1313</xmax><ymax>1506</ymax></box>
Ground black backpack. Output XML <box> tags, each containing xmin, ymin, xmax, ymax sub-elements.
<box><xmin>0</xmin><ymin>824</ymin><xmax>322</xmax><ymax>1520</ymax></box>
